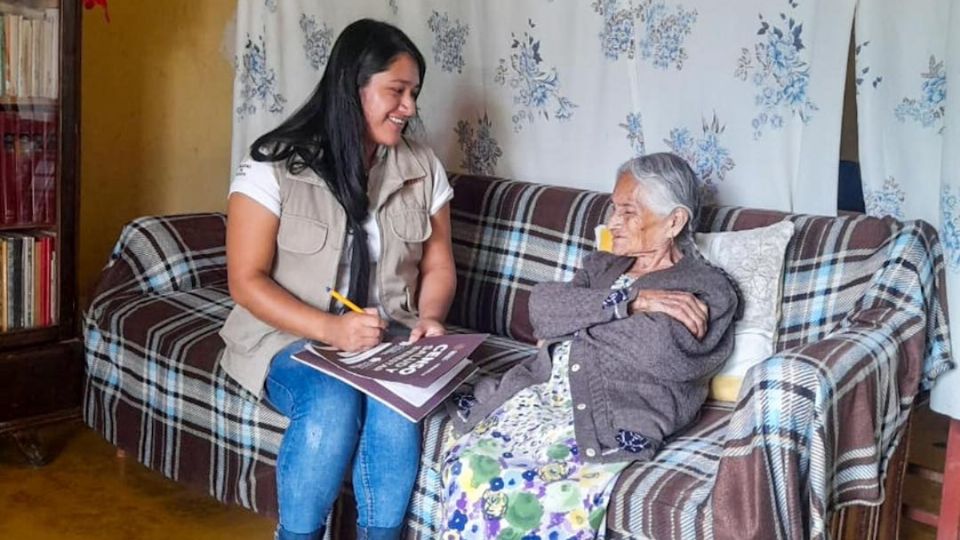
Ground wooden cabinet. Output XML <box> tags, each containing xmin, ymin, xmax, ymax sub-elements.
<box><xmin>0</xmin><ymin>0</ymin><xmax>82</xmax><ymax>459</ymax></box>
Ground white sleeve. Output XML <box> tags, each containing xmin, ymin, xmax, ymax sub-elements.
<box><xmin>229</xmin><ymin>158</ymin><xmax>281</xmax><ymax>217</ymax></box>
<box><xmin>429</xmin><ymin>155</ymin><xmax>454</xmax><ymax>215</ymax></box>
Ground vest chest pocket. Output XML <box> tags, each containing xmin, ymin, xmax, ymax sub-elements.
<box><xmin>387</xmin><ymin>209</ymin><xmax>432</xmax><ymax>243</ymax></box>
<box><xmin>277</xmin><ymin>215</ymin><xmax>328</xmax><ymax>254</ymax></box>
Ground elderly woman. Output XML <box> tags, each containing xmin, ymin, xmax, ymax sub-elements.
<box><xmin>440</xmin><ymin>153</ymin><xmax>740</xmax><ymax>539</ymax></box>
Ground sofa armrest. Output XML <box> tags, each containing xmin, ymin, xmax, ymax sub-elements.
<box><xmin>710</xmin><ymin>220</ymin><xmax>954</xmax><ymax>540</ymax></box>
<box><xmin>89</xmin><ymin>213</ymin><xmax>227</xmax><ymax>306</ymax></box>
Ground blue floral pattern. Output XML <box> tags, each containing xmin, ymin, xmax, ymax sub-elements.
<box><xmin>620</xmin><ymin>112</ymin><xmax>646</xmax><ymax>156</ymax></box>
<box><xmin>638</xmin><ymin>1</ymin><xmax>698</xmax><ymax>70</ymax></box>
<box><xmin>664</xmin><ymin>113</ymin><xmax>736</xmax><ymax>203</ymax></box>
<box><xmin>264</xmin><ymin>0</ymin><xmax>277</xmax><ymax>13</ymax></box>
<box><xmin>941</xmin><ymin>186</ymin><xmax>960</xmax><ymax>269</ymax></box>
<box><xmin>388</xmin><ymin>0</ymin><xmax>398</xmax><ymax>14</ymax></box>
<box><xmin>593</xmin><ymin>0</ymin><xmax>641</xmax><ymax>61</ymax></box>
<box><xmin>602</xmin><ymin>288</ymin><xmax>630</xmax><ymax>311</ymax></box>
<box><xmin>854</xmin><ymin>41</ymin><xmax>883</xmax><ymax>93</ymax></box>
<box><xmin>864</xmin><ymin>177</ymin><xmax>905</xmax><ymax>219</ymax></box>
<box><xmin>440</xmin><ymin>296</ymin><xmax>635</xmax><ymax>538</ymax></box>
<box><xmin>735</xmin><ymin>7</ymin><xmax>818</xmax><ymax>139</ymax></box>
<box><xmin>495</xmin><ymin>21</ymin><xmax>577</xmax><ymax>132</ymax></box>
<box><xmin>455</xmin><ymin>113</ymin><xmax>503</xmax><ymax>176</ymax></box>
<box><xmin>593</xmin><ymin>0</ymin><xmax>697</xmax><ymax>69</ymax></box>
<box><xmin>299</xmin><ymin>14</ymin><xmax>334</xmax><ymax>71</ymax></box>
<box><xmin>453</xmin><ymin>392</ymin><xmax>477</xmax><ymax>421</ymax></box>
<box><xmin>428</xmin><ymin>11</ymin><xmax>470</xmax><ymax>74</ymax></box>
<box><xmin>895</xmin><ymin>55</ymin><xmax>946</xmax><ymax>133</ymax></box>
<box><xmin>236</xmin><ymin>33</ymin><xmax>287</xmax><ymax>118</ymax></box>
<box><xmin>616</xmin><ymin>429</ymin><xmax>653</xmax><ymax>453</ymax></box>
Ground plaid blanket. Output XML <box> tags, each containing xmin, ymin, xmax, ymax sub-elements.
<box><xmin>83</xmin><ymin>176</ymin><xmax>953</xmax><ymax>539</ymax></box>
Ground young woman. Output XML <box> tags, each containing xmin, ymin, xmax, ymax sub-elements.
<box><xmin>220</xmin><ymin>19</ymin><xmax>456</xmax><ymax>540</ymax></box>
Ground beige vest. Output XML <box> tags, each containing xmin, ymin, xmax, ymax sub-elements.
<box><xmin>219</xmin><ymin>138</ymin><xmax>438</xmax><ymax>396</ymax></box>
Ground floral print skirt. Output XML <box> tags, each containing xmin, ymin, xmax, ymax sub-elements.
<box><xmin>440</xmin><ymin>341</ymin><xmax>629</xmax><ymax>540</ymax></box>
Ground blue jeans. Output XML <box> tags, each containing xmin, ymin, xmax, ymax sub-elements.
<box><xmin>265</xmin><ymin>340</ymin><xmax>421</xmax><ymax>539</ymax></box>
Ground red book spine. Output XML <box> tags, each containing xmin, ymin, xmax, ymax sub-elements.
<box><xmin>39</xmin><ymin>234</ymin><xmax>49</xmax><ymax>326</ymax></box>
<box><xmin>0</xmin><ymin>112</ymin><xmax>7</xmax><ymax>225</ymax></box>
<box><xmin>16</xmin><ymin>117</ymin><xmax>35</xmax><ymax>225</ymax></box>
<box><xmin>2</xmin><ymin>112</ymin><xmax>18</xmax><ymax>224</ymax></box>
<box><xmin>41</xmin><ymin>113</ymin><xmax>56</xmax><ymax>225</ymax></box>
<box><xmin>30</xmin><ymin>117</ymin><xmax>43</xmax><ymax>226</ymax></box>
<box><xmin>48</xmin><ymin>234</ymin><xmax>55</xmax><ymax>324</ymax></box>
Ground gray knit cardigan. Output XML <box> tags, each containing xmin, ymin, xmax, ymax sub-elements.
<box><xmin>448</xmin><ymin>251</ymin><xmax>739</xmax><ymax>463</ymax></box>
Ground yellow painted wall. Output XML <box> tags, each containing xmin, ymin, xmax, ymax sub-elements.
<box><xmin>79</xmin><ymin>1</ymin><xmax>235</xmax><ymax>303</ymax></box>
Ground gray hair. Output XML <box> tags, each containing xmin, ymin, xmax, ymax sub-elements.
<box><xmin>616</xmin><ymin>152</ymin><xmax>701</xmax><ymax>233</ymax></box>
<box><xmin>617</xmin><ymin>153</ymin><xmax>743</xmax><ymax>317</ymax></box>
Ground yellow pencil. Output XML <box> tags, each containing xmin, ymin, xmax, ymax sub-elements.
<box><xmin>326</xmin><ymin>286</ymin><xmax>364</xmax><ymax>314</ymax></box>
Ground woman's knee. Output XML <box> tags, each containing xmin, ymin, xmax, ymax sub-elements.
<box><xmin>297</xmin><ymin>388</ymin><xmax>363</xmax><ymax>451</ymax></box>
<box><xmin>269</xmin><ymin>370</ymin><xmax>363</xmax><ymax>455</ymax></box>
<box><xmin>364</xmin><ymin>400</ymin><xmax>421</xmax><ymax>444</ymax></box>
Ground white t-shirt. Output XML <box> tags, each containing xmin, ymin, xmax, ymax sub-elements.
<box><xmin>229</xmin><ymin>155</ymin><xmax>454</xmax><ymax>311</ymax></box>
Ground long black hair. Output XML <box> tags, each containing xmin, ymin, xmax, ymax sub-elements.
<box><xmin>250</xmin><ymin>19</ymin><xmax>426</xmax><ymax>308</ymax></box>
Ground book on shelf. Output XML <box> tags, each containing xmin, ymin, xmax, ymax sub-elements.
<box><xmin>293</xmin><ymin>333</ymin><xmax>487</xmax><ymax>422</ymax></box>
<box><xmin>0</xmin><ymin>235</ymin><xmax>6</xmax><ymax>331</ymax></box>
<box><xmin>0</xmin><ymin>5</ymin><xmax>58</xmax><ymax>101</ymax></box>
<box><xmin>0</xmin><ymin>109</ymin><xmax>56</xmax><ymax>226</ymax></box>
<box><xmin>37</xmin><ymin>109</ymin><xmax>55</xmax><ymax>224</ymax></box>
<box><xmin>0</xmin><ymin>2</ymin><xmax>61</xmax><ymax>228</ymax></box>
<box><xmin>0</xmin><ymin>229</ymin><xmax>54</xmax><ymax>331</ymax></box>
<box><xmin>1</xmin><ymin>111</ymin><xmax>16</xmax><ymax>223</ymax></box>
<box><xmin>15</xmin><ymin>114</ymin><xmax>34</xmax><ymax>223</ymax></box>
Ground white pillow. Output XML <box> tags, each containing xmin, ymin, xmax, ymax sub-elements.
<box><xmin>694</xmin><ymin>221</ymin><xmax>796</xmax><ymax>401</ymax></box>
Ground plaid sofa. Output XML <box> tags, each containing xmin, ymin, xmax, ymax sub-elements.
<box><xmin>83</xmin><ymin>174</ymin><xmax>953</xmax><ymax>539</ymax></box>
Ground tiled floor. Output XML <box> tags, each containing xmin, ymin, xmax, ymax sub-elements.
<box><xmin>0</xmin><ymin>406</ymin><xmax>951</xmax><ymax>539</ymax></box>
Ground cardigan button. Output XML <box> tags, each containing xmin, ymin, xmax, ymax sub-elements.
<box><xmin>571</xmin><ymin>363</ymin><xmax>581</xmax><ymax>372</ymax></box>
<box><xmin>585</xmin><ymin>448</ymin><xmax>596</xmax><ymax>457</ymax></box>
<box><xmin>576</xmin><ymin>403</ymin><xmax>587</xmax><ymax>411</ymax></box>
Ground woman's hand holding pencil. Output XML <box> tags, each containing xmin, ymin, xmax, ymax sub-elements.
<box><xmin>327</xmin><ymin>286</ymin><xmax>364</xmax><ymax>314</ymax></box>
<box><xmin>325</xmin><ymin>287</ymin><xmax>386</xmax><ymax>352</ymax></box>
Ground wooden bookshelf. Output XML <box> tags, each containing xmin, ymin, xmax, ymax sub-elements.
<box><xmin>0</xmin><ymin>0</ymin><xmax>81</xmax><ymax>461</ymax></box>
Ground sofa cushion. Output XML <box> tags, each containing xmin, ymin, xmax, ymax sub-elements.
<box><xmin>695</xmin><ymin>220</ymin><xmax>796</xmax><ymax>401</ymax></box>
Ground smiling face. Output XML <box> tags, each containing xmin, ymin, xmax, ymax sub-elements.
<box><xmin>359</xmin><ymin>53</ymin><xmax>421</xmax><ymax>150</ymax></box>
<box><xmin>607</xmin><ymin>172</ymin><xmax>681</xmax><ymax>257</ymax></box>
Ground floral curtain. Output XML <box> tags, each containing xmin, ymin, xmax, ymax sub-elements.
<box><xmin>854</xmin><ymin>0</ymin><xmax>960</xmax><ymax>419</ymax></box>
<box><xmin>232</xmin><ymin>0</ymin><xmax>856</xmax><ymax>216</ymax></box>
<box><xmin>232</xmin><ymin>3</ymin><xmax>960</xmax><ymax>412</ymax></box>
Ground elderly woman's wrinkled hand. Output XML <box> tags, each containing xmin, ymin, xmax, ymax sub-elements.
<box><xmin>630</xmin><ymin>290</ymin><xmax>709</xmax><ymax>339</ymax></box>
